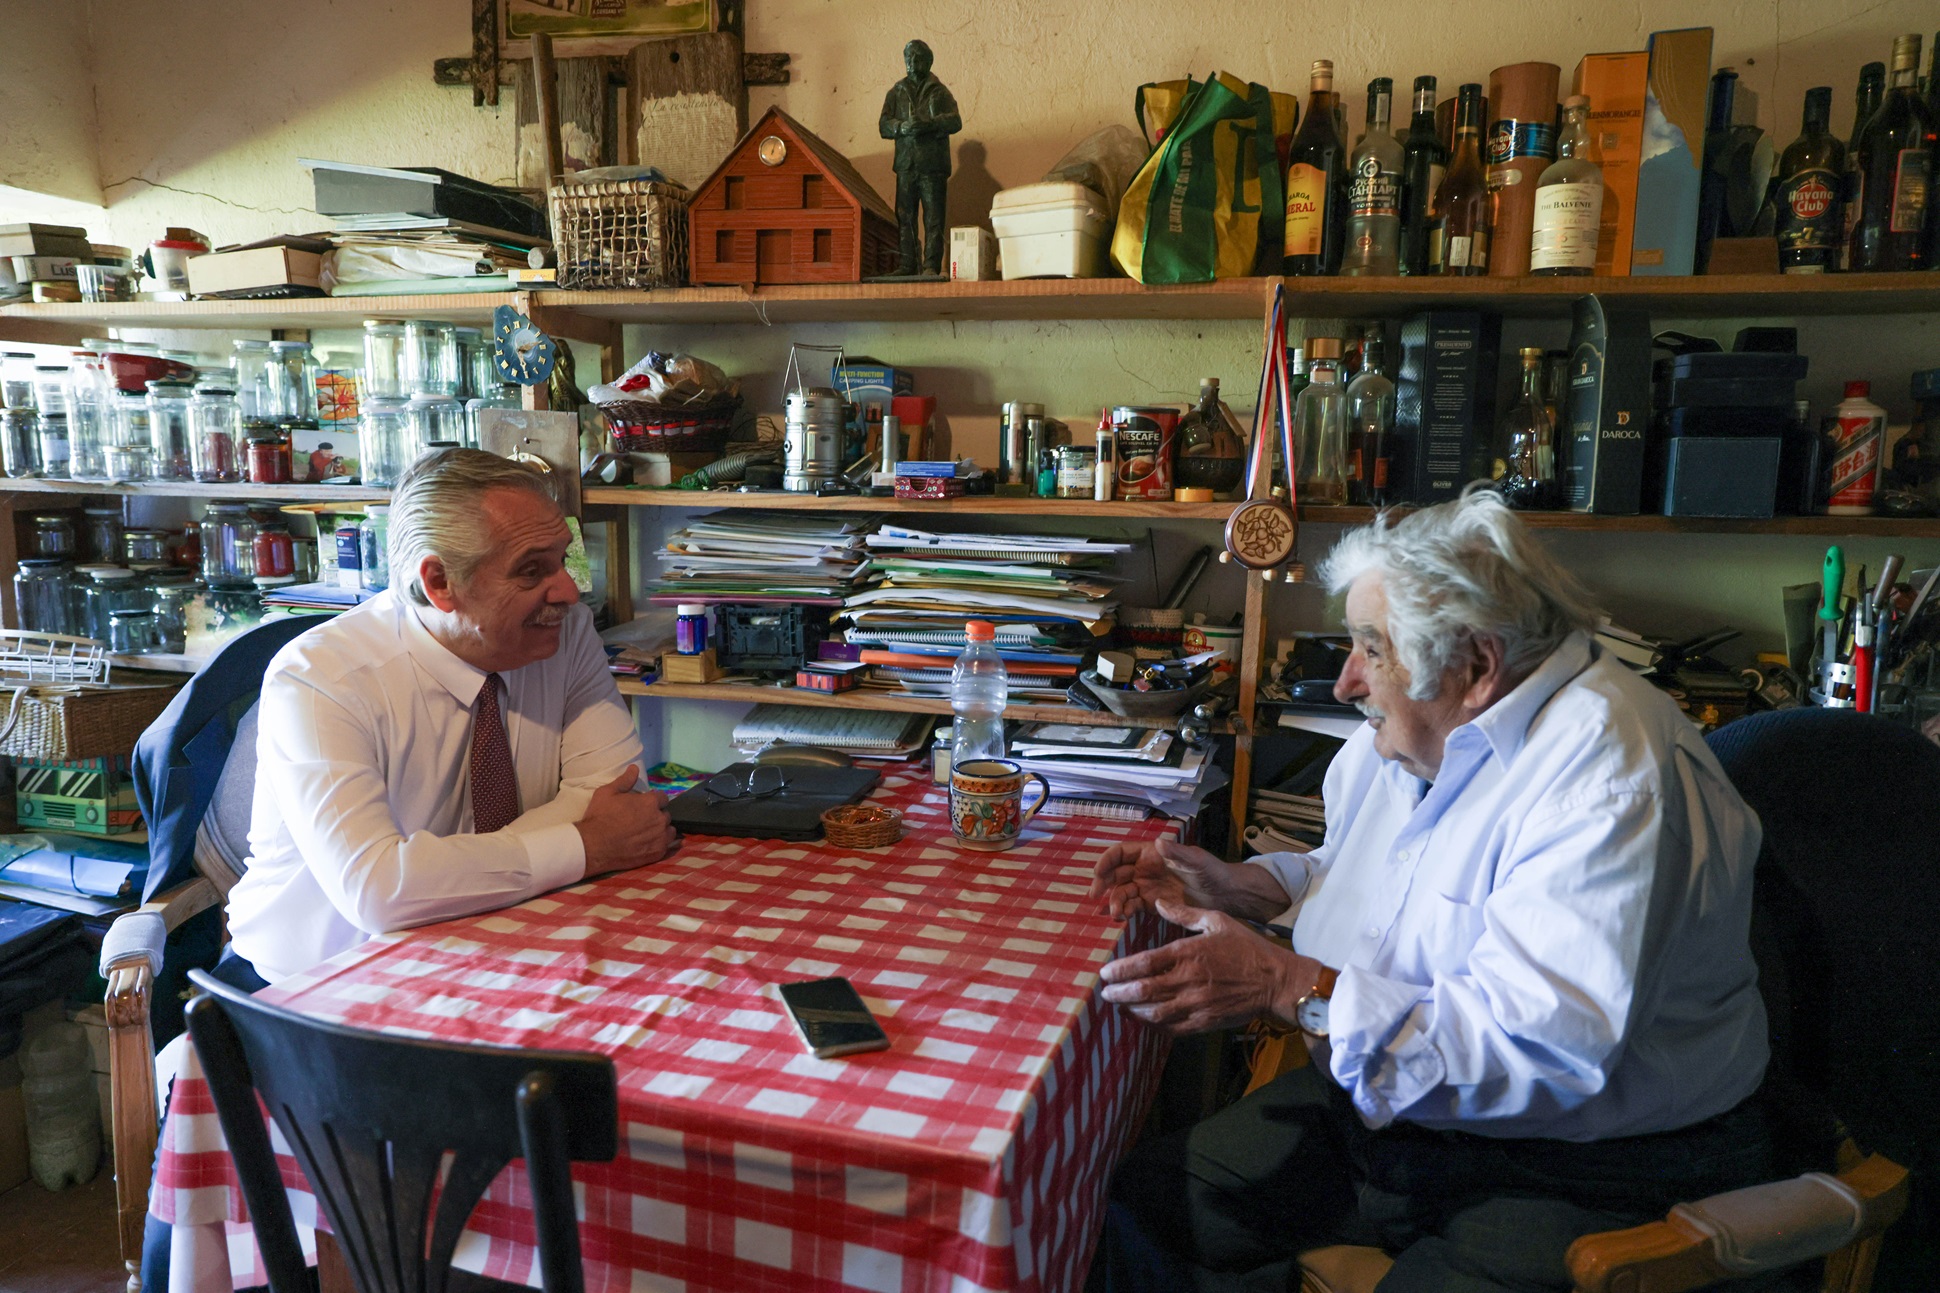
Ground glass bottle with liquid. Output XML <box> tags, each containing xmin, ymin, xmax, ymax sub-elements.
<box><xmin>1346</xmin><ymin>326</ymin><xmax>1396</xmax><ymax>505</ymax></box>
<box><xmin>1340</xmin><ymin>78</ymin><xmax>1404</xmax><ymax>277</ymax></box>
<box><xmin>1848</xmin><ymin>34</ymin><xmax>1935</xmax><ymax>272</ymax></box>
<box><xmin>1840</xmin><ymin>61</ymin><xmax>1887</xmax><ymax>271</ymax></box>
<box><xmin>1283</xmin><ymin>61</ymin><xmax>1349</xmax><ymax>276</ymax></box>
<box><xmin>1773</xmin><ymin>86</ymin><xmax>1847</xmax><ymax>273</ymax></box>
<box><xmin>1398</xmin><ymin>77</ymin><xmax>1445</xmax><ymax>276</ymax></box>
<box><xmin>1530</xmin><ymin>96</ymin><xmax>1603</xmax><ymax>276</ymax></box>
<box><xmin>1497</xmin><ymin>348</ymin><xmax>1561</xmax><ymax>509</ymax></box>
<box><xmin>1432</xmin><ymin>83</ymin><xmax>1492</xmax><ymax>276</ymax></box>
<box><xmin>1291</xmin><ymin>337</ymin><xmax>1349</xmax><ymax>505</ymax></box>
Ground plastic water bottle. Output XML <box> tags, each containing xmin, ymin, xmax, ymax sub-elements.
<box><xmin>951</xmin><ymin>620</ymin><xmax>1008</xmax><ymax>767</ymax></box>
<box><xmin>20</xmin><ymin>1022</ymin><xmax>100</xmax><ymax>1190</ymax></box>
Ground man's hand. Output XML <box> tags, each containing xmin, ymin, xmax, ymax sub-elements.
<box><xmin>1090</xmin><ymin>838</ymin><xmax>1293</xmax><ymax>923</ymax></box>
<box><xmin>1098</xmin><ymin>900</ymin><xmax>1327</xmax><ymax>1036</ymax></box>
<box><xmin>575</xmin><ymin>767</ymin><xmax>675</xmax><ymax>878</ymax></box>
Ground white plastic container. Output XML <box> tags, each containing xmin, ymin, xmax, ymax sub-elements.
<box><xmin>20</xmin><ymin>1022</ymin><xmax>100</xmax><ymax>1190</ymax></box>
<box><xmin>988</xmin><ymin>182</ymin><xmax>1111</xmax><ymax>280</ymax></box>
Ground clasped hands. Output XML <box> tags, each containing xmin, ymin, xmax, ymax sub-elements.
<box><xmin>1089</xmin><ymin>838</ymin><xmax>1325</xmax><ymax>1036</ymax></box>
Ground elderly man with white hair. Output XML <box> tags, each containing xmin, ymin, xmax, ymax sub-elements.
<box><xmin>1089</xmin><ymin>489</ymin><xmax>1772</xmax><ymax>1292</ymax></box>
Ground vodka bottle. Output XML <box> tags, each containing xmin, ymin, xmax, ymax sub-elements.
<box><xmin>1341</xmin><ymin>78</ymin><xmax>1404</xmax><ymax>276</ymax></box>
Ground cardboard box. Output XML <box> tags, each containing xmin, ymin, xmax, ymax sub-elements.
<box><xmin>1565</xmin><ymin>295</ymin><xmax>1653</xmax><ymax>514</ymax></box>
<box><xmin>950</xmin><ymin>226</ymin><xmax>998</xmax><ymax>281</ymax></box>
<box><xmin>833</xmin><ymin>362</ymin><xmax>914</xmax><ymax>448</ymax></box>
<box><xmin>8</xmin><ymin>254</ymin><xmax>82</xmax><ymax>283</ymax></box>
<box><xmin>185</xmin><ymin>239</ymin><xmax>327</xmax><ymax>297</ymax></box>
<box><xmin>628</xmin><ymin>451</ymin><xmax>719</xmax><ymax>487</ymax></box>
<box><xmin>1394</xmin><ymin>311</ymin><xmax>1502</xmax><ymax>503</ymax></box>
<box><xmin>15</xmin><ymin>755</ymin><xmax>139</xmax><ymax>835</ymax></box>
<box><xmin>1573</xmin><ymin>51</ymin><xmax>1650</xmax><ymax>276</ymax></box>
<box><xmin>294</xmin><ymin>426</ymin><xmax>358</xmax><ymax>483</ymax></box>
<box><xmin>1631</xmin><ymin>28</ymin><xmax>1713</xmax><ymax>275</ymax></box>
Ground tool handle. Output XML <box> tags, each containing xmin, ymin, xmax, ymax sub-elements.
<box><xmin>1819</xmin><ymin>546</ymin><xmax>1845</xmax><ymax>624</ymax></box>
<box><xmin>1875</xmin><ymin>554</ymin><xmax>1904</xmax><ymax>610</ymax></box>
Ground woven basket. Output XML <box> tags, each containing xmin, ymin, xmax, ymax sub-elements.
<box><xmin>548</xmin><ymin>179</ymin><xmax>691</xmax><ymax>290</ymax></box>
<box><xmin>607</xmin><ymin>395</ymin><xmax>742</xmax><ymax>455</ymax></box>
<box><xmin>0</xmin><ymin>682</ymin><xmax>181</xmax><ymax>760</ymax></box>
<box><xmin>820</xmin><ymin>804</ymin><xmax>904</xmax><ymax>849</ymax></box>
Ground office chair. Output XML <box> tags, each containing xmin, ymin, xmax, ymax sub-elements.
<box><xmin>185</xmin><ymin>970</ymin><xmax>619</xmax><ymax>1293</ymax></box>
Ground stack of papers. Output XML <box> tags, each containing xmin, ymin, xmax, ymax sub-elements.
<box><xmin>258</xmin><ymin>582</ymin><xmax>376</xmax><ymax>612</ymax></box>
<box><xmin>302</xmin><ymin>159</ymin><xmax>546</xmax><ymax>295</ymax></box>
<box><xmin>844</xmin><ymin>525</ymin><xmax>1131</xmax><ymax>703</ymax></box>
<box><xmin>650</xmin><ymin>512</ymin><xmax>881</xmax><ymax>602</ymax></box>
<box><xmin>1007</xmin><ymin>722</ymin><xmax>1227</xmax><ymax>818</ymax></box>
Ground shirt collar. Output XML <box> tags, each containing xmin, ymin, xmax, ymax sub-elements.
<box><xmin>395</xmin><ymin>592</ymin><xmax>492</xmax><ymax>707</ymax></box>
<box><xmin>1460</xmin><ymin>631</ymin><xmax>1595</xmax><ymax>768</ymax></box>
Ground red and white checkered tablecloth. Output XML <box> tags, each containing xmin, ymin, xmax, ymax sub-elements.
<box><xmin>152</xmin><ymin>771</ymin><xmax>1177</xmax><ymax>1292</ymax></box>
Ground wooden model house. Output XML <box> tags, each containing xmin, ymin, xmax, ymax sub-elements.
<box><xmin>688</xmin><ymin>106</ymin><xmax>899</xmax><ymax>286</ymax></box>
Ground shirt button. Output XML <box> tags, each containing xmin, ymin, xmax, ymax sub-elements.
<box><xmin>1366</xmin><ymin>926</ymin><xmax>1380</xmax><ymax>938</ymax></box>
<box><xmin>1396</xmin><ymin>849</ymin><xmax>1411</xmax><ymax>862</ymax></box>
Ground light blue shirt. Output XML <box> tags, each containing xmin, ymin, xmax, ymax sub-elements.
<box><xmin>1251</xmin><ymin>632</ymin><xmax>1768</xmax><ymax>1141</ymax></box>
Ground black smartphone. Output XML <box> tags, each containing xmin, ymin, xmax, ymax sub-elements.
<box><xmin>776</xmin><ymin>977</ymin><xmax>891</xmax><ymax>1059</ymax></box>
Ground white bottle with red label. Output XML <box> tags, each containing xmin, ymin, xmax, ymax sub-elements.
<box><xmin>1823</xmin><ymin>380</ymin><xmax>1887</xmax><ymax>515</ymax></box>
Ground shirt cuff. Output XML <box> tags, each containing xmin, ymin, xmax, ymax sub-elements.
<box><xmin>519</xmin><ymin>822</ymin><xmax>588</xmax><ymax>895</ymax></box>
<box><xmin>1327</xmin><ymin>965</ymin><xmax>1442</xmax><ymax>1128</ymax></box>
<box><xmin>1244</xmin><ymin>852</ymin><xmax>1312</xmax><ymax>920</ymax></box>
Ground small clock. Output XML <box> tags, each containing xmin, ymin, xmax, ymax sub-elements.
<box><xmin>757</xmin><ymin>135</ymin><xmax>788</xmax><ymax>167</ymax></box>
<box><xmin>491</xmin><ymin>304</ymin><xmax>557</xmax><ymax>386</ymax></box>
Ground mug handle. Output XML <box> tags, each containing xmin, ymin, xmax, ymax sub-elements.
<box><xmin>1017</xmin><ymin>772</ymin><xmax>1052</xmax><ymax>830</ymax></box>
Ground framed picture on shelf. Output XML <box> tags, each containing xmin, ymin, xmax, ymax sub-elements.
<box><xmin>500</xmin><ymin>0</ymin><xmax>714</xmax><ymax>56</ymax></box>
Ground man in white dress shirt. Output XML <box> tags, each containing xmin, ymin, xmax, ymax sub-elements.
<box><xmin>224</xmin><ymin>448</ymin><xmax>673</xmax><ymax>984</ymax></box>
<box><xmin>1089</xmin><ymin>490</ymin><xmax>1771</xmax><ymax>1291</ymax></box>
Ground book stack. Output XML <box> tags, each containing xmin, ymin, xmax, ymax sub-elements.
<box><xmin>650</xmin><ymin>511</ymin><xmax>880</xmax><ymax>603</ymax></box>
<box><xmin>842</xmin><ymin>524</ymin><xmax>1128</xmax><ymax>703</ymax></box>
<box><xmin>731</xmin><ymin>703</ymin><xmax>932</xmax><ymax>762</ymax></box>
<box><xmin>0</xmin><ymin>223</ymin><xmax>95</xmax><ymax>300</ymax></box>
<box><xmin>1009</xmin><ymin>721</ymin><xmax>1226</xmax><ymax>819</ymax></box>
<box><xmin>301</xmin><ymin>159</ymin><xmax>549</xmax><ymax>296</ymax></box>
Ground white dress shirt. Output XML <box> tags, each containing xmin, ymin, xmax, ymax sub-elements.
<box><xmin>1250</xmin><ymin>632</ymin><xmax>1768</xmax><ymax>1141</ymax></box>
<box><xmin>225</xmin><ymin>590</ymin><xmax>644</xmax><ymax>982</ymax></box>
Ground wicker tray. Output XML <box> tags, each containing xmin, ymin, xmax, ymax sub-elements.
<box><xmin>548</xmin><ymin>178</ymin><xmax>691</xmax><ymax>290</ymax></box>
<box><xmin>0</xmin><ymin>682</ymin><xmax>182</xmax><ymax>760</ymax></box>
<box><xmin>607</xmin><ymin>394</ymin><xmax>742</xmax><ymax>455</ymax></box>
<box><xmin>820</xmin><ymin>804</ymin><xmax>904</xmax><ymax>849</ymax></box>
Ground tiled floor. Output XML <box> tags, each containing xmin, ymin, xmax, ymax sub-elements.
<box><xmin>0</xmin><ymin>1166</ymin><xmax>128</xmax><ymax>1293</ymax></box>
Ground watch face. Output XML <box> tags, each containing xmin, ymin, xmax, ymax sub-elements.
<box><xmin>1296</xmin><ymin>994</ymin><xmax>1330</xmax><ymax>1038</ymax></box>
<box><xmin>757</xmin><ymin>135</ymin><xmax>788</xmax><ymax>167</ymax></box>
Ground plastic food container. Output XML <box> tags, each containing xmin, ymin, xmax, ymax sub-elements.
<box><xmin>989</xmin><ymin>182</ymin><xmax>1112</xmax><ymax>280</ymax></box>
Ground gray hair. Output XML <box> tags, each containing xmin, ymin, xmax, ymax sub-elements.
<box><xmin>387</xmin><ymin>448</ymin><xmax>559</xmax><ymax>606</ymax></box>
<box><xmin>1318</xmin><ymin>486</ymin><xmax>1601</xmax><ymax>700</ymax></box>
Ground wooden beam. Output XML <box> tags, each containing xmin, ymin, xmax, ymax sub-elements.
<box><xmin>470</xmin><ymin>0</ymin><xmax>499</xmax><ymax>107</ymax></box>
<box><xmin>531</xmin><ymin>32</ymin><xmax>564</xmax><ymax>188</ymax></box>
<box><xmin>743</xmin><ymin>52</ymin><xmax>791</xmax><ymax>86</ymax></box>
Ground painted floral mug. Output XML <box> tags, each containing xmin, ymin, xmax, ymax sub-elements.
<box><xmin>949</xmin><ymin>758</ymin><xmax>1051</xmax><ymax>851</ymax></box>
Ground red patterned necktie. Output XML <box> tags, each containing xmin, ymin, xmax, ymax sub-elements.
<box><xmin>470</xmin><ymin>673</ymin><xmax>519</xmax><ymax>833</ymax></box>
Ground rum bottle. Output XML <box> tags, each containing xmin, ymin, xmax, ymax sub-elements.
<box><xmin>1530</xmin><ymin>95</ymin><xmax>1603</xmax><ymax>276</ymax></box>
<box><xmin>1346</xmin><ymin>326</ymin><xmax>1396</xmax><ymax>505</ymax></box>
<box><xmin>1773</xmin><ymin>86</ymin><xmax>1846</xmax><ymax>273</ymax></box>
<box><xmin>1398</xmin><ymin>76</ymin><xmax>1446</xmax><ymax>276</ymax></box>
<box><xmin>1341</xmin><ymin>77</ymin><xmax>1405</xmax><ymax>276</ymax></box>
<box><xmin>1292</xmin><ymin>337</ymin><xmax>1349</xmax><ymax>505</ymax></box>
<box><xmin>1284</xmin><ymin>61</ymin><xmax>1349</xmax><ymax>276</ymax></box>
<box><xmin>1497</xmin><ymin>347</ymin><xmax>1560</xmax><ymax>509</ymax></box>
<box><xmin>1840</xmin><ymin>61</ymin><xmax>1886</xmax><ymax>270</ymax></box>
<box><xmin>1848</xmin><ymin>34</ymin><xmax>1936</xmax><ymax>272</ymax></box>
<box><xmin>1431</xmin><ymin>83</ymin><xmax>1492</xmax><ymax>276</ymax></box>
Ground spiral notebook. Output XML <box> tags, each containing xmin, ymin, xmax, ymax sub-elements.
<box><xmin>731</xmin><ymin>704</ymin><xmax>932</xmax><ymax>758</ymax></box>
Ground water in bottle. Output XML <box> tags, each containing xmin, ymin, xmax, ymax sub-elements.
<box><xmin>951</xmin><ymin>619</ymin><xmax>1008</xmax><ymax>767</ymax></box>
<box><xmin>21</xmin><ymin>1021</ymin><xmax>101</xmax><ymax>1190</ymax></box>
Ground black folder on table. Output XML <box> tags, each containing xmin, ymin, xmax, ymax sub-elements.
<box><xmin>667</xmin><ymin>764</ymin><xmax>881</xmax><ymax>841</ymax></box>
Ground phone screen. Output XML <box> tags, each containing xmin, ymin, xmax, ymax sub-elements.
<box><xmin>777</xmin><ymin>977</ymin><xmax>891</xmax><ymax>1059</ymax></box>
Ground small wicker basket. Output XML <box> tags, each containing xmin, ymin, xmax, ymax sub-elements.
<box><xmin>548</xmin><ymin>178</ymin><xmax>692</xmax><ymax>291</ymax></box>
<box><xmin>606</xmin><ymin>394</ymin><xmax>742</xmax><ymax>455</ymax></box>
<box><xmin>820</xmin><ymin>804</ymin><xmax>904</xmax><ymax>849</ymax></box>
<box><xmin>0</xmin><ymin>683</ymin><xmax>182</xmax><ymax>760</ymax></box>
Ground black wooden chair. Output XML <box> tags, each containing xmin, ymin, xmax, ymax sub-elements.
<box><xmin>183</xmin><ymin>970</ymin><xmax>619</xmax><ymax>1293</ymax></box>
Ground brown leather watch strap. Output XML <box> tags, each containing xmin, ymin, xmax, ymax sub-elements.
<box><xmin>1313</xmin><ymin>967</ymin><xmax>1339</xmax><ymax>1000</ymax></box>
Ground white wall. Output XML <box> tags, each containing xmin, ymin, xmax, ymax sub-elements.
<box><xmin>0</xmin><ymin>0</ymin><xmax>102</xmax><ymax>209</ymax></box>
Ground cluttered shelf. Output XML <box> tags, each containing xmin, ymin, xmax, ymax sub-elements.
<box><xmin>0</xmin><ymin>478</ymin><xmax>390</xmax><ymax>502</ymax></box>
<box><xmin>618</xmin><ymin>678</ymin><xmax>1184</xmax><ymax>730</ymax></box>
<box><xmin>0</xmin><ymin>291</ymin><xmax>523</xmax><ymax>339</ymax></box>
<box><xmin>582</xmin><ymin>487</ymin><xmax>1243</xmax><ymax>519</ymax></box>
<box><xmin>1300</xmin><ymin>507</ymin><xmax>1940</xmax><ymax>538</ymax></box>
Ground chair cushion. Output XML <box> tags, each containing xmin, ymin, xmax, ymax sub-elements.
<box><xmin>1298</xmin><ymin>1244</ymin><xmax>1393</xmax><ymax>1293</ymax></box>
<box><xmin>1671</xmin><ymin>1171</ymin><xmax>1869</xmax><ymax>1275</ymax></box>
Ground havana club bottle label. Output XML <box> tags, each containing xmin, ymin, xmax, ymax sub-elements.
<box><xmin>1775</xmin><ymin>167</ymin><xmax>1843</xmax><ymax>258</ymax></box>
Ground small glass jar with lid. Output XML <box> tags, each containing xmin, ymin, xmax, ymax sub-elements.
<box><xmin>359</xmin><ymin>396</ymin><xmax>411</xmax><ymax>487</ymax></box>
<box><xmin>145</xmin><ymin>379</ymin><xmax>195</xmax><ymax>480</ymax></box>
<box><xmin>36</xmin><ymin>413</ymin><xmax>70</xmax><ymax>479</ymax></box>
<box><xmin>267</xmin><ymin>340</ymin><xmax>318</xmax><ymax>421</ymax></box>
<box><xmin>406</xmin><ymin>393</ymin><xmax>464</xmax><ymax>459</ymax></box>
<box><xmin>149</xmin><ymin>575</ymin><xmax>200</xmax><ymax>653</ymax></box>
<box><xmin>83</xmin><ymin>505</ymin><xmax>124</xmax><ymax>564</ymax></box>
<box><xmin>245</xmin><ymin>425</ymin><xmax>293</xmax><ymax>484</ymax></box>
<box><xmin>465</xmin><ymin>385</ymin><xmax>519</xmax><ymax>448</ymax></box>
<box><xmin>109</xmin><ymin>608</ymin><xmax>161</xmax><ymax>655</ymax></box>
<box><xmin>112</xmin><ymin>390</ymin><xmax>151</xmax><ymax>448</ymax></box>
<box><xmin>362</xmin><ymin>320</ymin><xmax>408</xmax><ymax>399</ymax></box>
<box><xmin>122</xmin><ymin>527</ymin><xmax>171</xmax><ymax>565</ymax></box>
<box><xmin>2</xmin><ymin>407</ymin><xmax>38</xmax><ymax>477</ymax></box>
<box><xmin>359</xmin><ymin>503</ymin><xmax>392</xmax><ymax>593</ymax></box>
<box><xmin>103</xmin><ymin>442</ymin><xmax>152</xmax><ymax>483</ymax></box>
<box><xmin>65</xmin><ymin>354</ymin><xmax>108</xmax><ymax>480</ymax></box>
<box><xmin>79</xmin><ymin>565</ymin><xmax>148</xmax><ymax>643</ymax></box>
<box><xmin>198</xmin><ymin>502</ymin><xmax>258</xmax><ymax>589</ymax></box>
<box><xmin>451</xmin><ymin>327</ymin><xmax>488</xmax><ymax>400</ymax></box>
<box><xmin>189</xmin><ymin>385</ymin><xmax>243</xmax><ymax>482</ymax></box>
<box><xmin>251</xmin><ymin>519</ymin><xmax>296</xmax><ymax>580</ymax></box>
<box><xmin>33</xmin><ymin>365</ymin><xmax>68</xmax><ymax>417</ymax></box>
<box><xmin>1</xmin><ymin>352</ymin><xmax>36</xmax><ymax>409</ymax></box>
<box><xmin>231</xmin><ymin>340</ymin><xmax>274</xmax><ymax>421</ymax></box>
<box><xmin>31</xmin><ymin>511</ymin><xmax>76</xmax><ymax>558</ymax></box>
<box><xmin>14</xmin><ymin>559</ymin><xmax>77</xmax><ymax>635</ymax></box>
<box><xmin>402</xmin><ymin>321</ymin><xmax>457</xmax><ymax>396</ymax></box>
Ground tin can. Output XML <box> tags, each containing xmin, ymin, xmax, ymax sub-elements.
<box><xmin>1111</xmin><ymin>405</ymin><xmax>1180</xmax><ymax>500</ymax></box>
<box><xmin>1056</xmin><ymin>445</ymin><xmax>1097</xmax><ymax>498</ymax></box>
<box><xmin>334</xmin><ymin>523</ymin><xmax>363</xmax><ymax>590</ymax></box>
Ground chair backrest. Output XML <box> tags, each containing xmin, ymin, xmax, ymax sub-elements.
<box><xmin>185</xmin><ymin>970</ymin><xmax>619</xmax><ymax>1293</ymax></box>
<box><xmin>1706</xmin><ymin>709</ymin><xmax>1940</xmax><ymax>1278</ymax></box>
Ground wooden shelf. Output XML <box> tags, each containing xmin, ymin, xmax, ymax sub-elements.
<box><xmin>548</xmin><ymin>277</ymin><xmax>1271</xmax><ymax>324</ymax></box>
<box><xmin>1271</xmin><ymin>270</ymin><xmax>1940</xmax><ymax>319</ymax></box>
<box><xmin>1300</xmin><ymin>506</ymin><xmax>1940</xmax><ymax>538</ymax></box>
<box><xmin>0</xmin><ymin>478</ymin><xmax>389</xmax><ymax>502</ymax></box>
<box><xmin>0</xmin><ymin>292</ymin><xmax>521</xmax><ymax>340</ymax></box>
<box><xmin>618</xmin><ymin>678</ymin><xmax>1177</xmax><ymax>729</ymax></box>
<box><xmin>582</xmin><ymin>486</ymin><xmax>1241</xmax><ymax>519</ymax></box>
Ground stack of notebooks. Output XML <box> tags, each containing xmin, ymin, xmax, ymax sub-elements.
<box><xmin>302</xmin><ymin>159</ymin><xmax>548</xmax><ymax>295</ymax></box>
<box><xmin>258</xmin><ymin>582</ymin><xmax>377</xmax><ymax>613</ymax></box>
<box><xmin>1245</xmin><ymin>729</ymin><xmax>1341</xmax><ymax>856</ymax></box>
<box><xmin>650</xmin><ymin>511</ymin><xmax>880</xmax><ymax>603</ymax></box>
<box><xmin>842</xmin><ymin>525</ymin><xmax>1128</xmax><ymax>702</ymax></box>
<box><xmin>1008</xmin><ymin>722</ymin><xmax>1227</xmax><ymax>820</ymax></box>
<box><xmin>731</xmin><ymin>704</ymin><xmax>932</xmax><ymax>763</ymax></box>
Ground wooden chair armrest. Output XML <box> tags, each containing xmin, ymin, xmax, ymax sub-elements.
<box><xmin>1567</xmin><ymin>1153</ymin><xmax>1911</xmax><ymax>1293</ymax></box>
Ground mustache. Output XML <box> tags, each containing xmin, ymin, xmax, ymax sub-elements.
<box><xmin>1356</xmin><ymin>701</ymin><xmax>1385</xmax><ymax>722</ymax></box>
<box><xmin>528</xmin><ymin>609</ymin><xmax>568</xmax><ymax>627</ymax></box>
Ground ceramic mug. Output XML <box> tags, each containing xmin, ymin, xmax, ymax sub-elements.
<box><xmin>949</xmin><ymin>758</ymin><xmax>1051</xmax><ymax>851</ymax></box>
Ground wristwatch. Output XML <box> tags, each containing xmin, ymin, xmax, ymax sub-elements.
<box><xmin>1294</xmin><ymin>967</ymin><xmax>1340</xmax><ymax>1038</ymax></box>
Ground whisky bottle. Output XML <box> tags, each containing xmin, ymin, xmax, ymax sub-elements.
<box><xmin>1284</xmin><ymin>61</ymin><xmax>1349</xmax><ymax>276</ymax></box>
<box><xmin>1431</xmin><ymin>84</ymin><xmax>1492</xmax><ymax>276</ymax></box>
<box><xmin>1498</xmin><ymin>347</ymin><xmax>1560</xmax><ymax>509</ymax></box>
<box><xmin>1292</xmin><ymin>337</ymin><xmax>1349</xmax><ymax>505</ymax></box>
<box><xmin>1848</xmin><ymin>34</ymin><xmax>1936</xmax><ymax>272</ymax></box>
<box><xmin>1341</xmin><ymin>77</ymin><xmax>1405</xmax><ymax>276</ymax></box>
<box><xmin>1346</xmin><ymin>326</ymin><xmax>1397</xmax><ymax>505</ymax></box>
<box><xmin>1840</xmin><ymin>61</ymin><xmax>1886</xmax><ymax>270</ymax></box>
<box><xmin>1530</xmin><ymin>95</ymin><xmax>1603</xmax><ymax>276</ymax></box>
<box><xmin>1398</xmin><ymin>77</ymin><xmax>1446</xmax><ymax>276</ymax></box>
<box><xmin>1773</xmin><ymin>86</ymin><xmax>1846</xmax><ymax>273</ymax></box>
